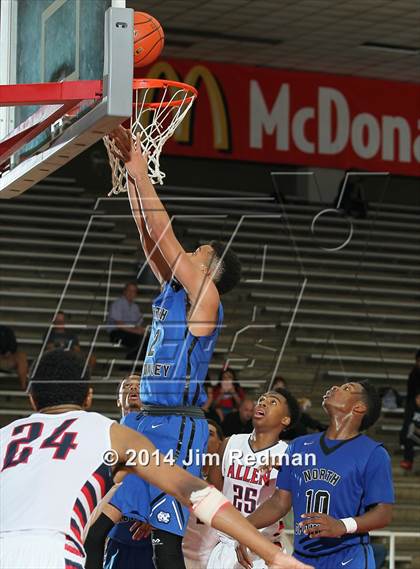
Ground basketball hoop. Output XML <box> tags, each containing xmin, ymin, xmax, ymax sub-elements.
<box><xmin>104</xmin><ymin>78</ymin><xmax>197</xmax><ymax>195</ymax></box>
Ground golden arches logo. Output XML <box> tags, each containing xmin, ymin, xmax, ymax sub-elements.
<box><xmin>146</xmin><ymin>62</ymin><xmax>230</xmax><ymax>150</ymax></box>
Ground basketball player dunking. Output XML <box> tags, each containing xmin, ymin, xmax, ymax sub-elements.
<box><xmin>0</xmin><ymin>350</ymin><xmax>313</xmax><ymax>569</ymax></box>
<box><xmin>110</xmin><ymin>126</ymin><xmax>242</xmax><ymax>568</ymax></box>
<box><xmin>237</xmin><ymin>381</ymin><xmax>395</xmax><ymax>569</ymax></box>
<box><xmin>207</xmin><ymin>388</ymin><xmax>300</xmax><ymax>569</ymax></box>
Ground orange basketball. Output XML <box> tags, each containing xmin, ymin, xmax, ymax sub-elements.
<box><xmin>133</xmin><ymin>12</ymin><xmax>164</xmax><ymax>68</ymax></box>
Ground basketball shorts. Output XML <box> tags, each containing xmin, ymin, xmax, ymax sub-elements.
<box><xmin>104</xmin><ymin>537</ymin><xmax>154</xmax><ymax>569</ymax></box>
<box><xmin>0</xmin><ymin>532</ymin><xmax>84</xmax><ymax>569</ymax></box>
<box><xmin>294</xmin><ymin>543</ymin><xmax>375</xmax><ymax>569</ymax></box>
<box><xmin>139</xmin><ymin>414</ymin><xmax>208</xmax><ymax>536</ymax></box>
<box><xmin>206</xmin><ymin>532</ymin><xmax>287</xmax><ymax>569</ymax></box>
<box><xmin>116</xmin><ymin>414</ymin><xmax>208</xmax><ymax>537</ymax></box>
<box><xmin>207</xmin><ymin>540</ymin><xmax>267</xmax><ymax>569</ymax></box>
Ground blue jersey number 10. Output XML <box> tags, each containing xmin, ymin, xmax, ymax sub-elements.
<box><xmin>305</xmin><ymin>489</ymin><xmax>331</xmax><ymax>515</ymax></box>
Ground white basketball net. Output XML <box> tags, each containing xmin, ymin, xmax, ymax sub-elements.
<box><xmin>103</xmin><ymin>82</ymin><xmax>196</xmax><ymax>195</ymax></box>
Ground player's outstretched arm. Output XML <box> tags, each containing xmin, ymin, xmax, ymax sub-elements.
<box><xmin>110</xmin><ymin>424</ymin><xmax>312</xmax><ymax>569</ymax></box>
<box><xmin>236</xmin><ymin>489</ymin><xmax>292</xmax><ymax>568</ymax></box>
<box><xmin>111</xmin><ymin>126</ymin><xmax>219</xmax><ymax>334</ymax></box>
<box><xmin>127</xmin><ymin>176</ymin><xmax>172</xmax><ymax>285</ymax></box>
<box><xmin>248</xmin><ymin>488</ymin><xmax>292</xmax><ymax>529</ymax></box>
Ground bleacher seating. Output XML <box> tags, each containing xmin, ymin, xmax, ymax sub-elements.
<box><xmin>1</xmin><ymin>175</ymin><xmax>420</xmax><ymax>567</ymax></box>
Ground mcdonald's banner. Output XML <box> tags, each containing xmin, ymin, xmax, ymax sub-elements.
<box><xmin>141</xmin><ymin>58</ymin><xmax>420</xmax><ymax>177</ymax></box>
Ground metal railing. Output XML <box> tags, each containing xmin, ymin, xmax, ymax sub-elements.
<box><xmin>283</xmin><ymin>529</ymin><xmax>420</xmax><ymax>569</ymax></box>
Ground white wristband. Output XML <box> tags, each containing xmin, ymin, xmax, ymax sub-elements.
<box><xmin>190</xmin><ymin>486</ymin><xmax>229</xmax><ymax>526</ymax></box>
<box><xmin>340</xmin><ymin>517</ymin><xmax>358</xmax><ymax>534</ymax></box>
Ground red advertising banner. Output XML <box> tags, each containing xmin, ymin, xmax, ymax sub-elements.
<box><xmin>140</xmin><ymin>58</ymin><xmax>420</xmax><ymax>177</ymax></box>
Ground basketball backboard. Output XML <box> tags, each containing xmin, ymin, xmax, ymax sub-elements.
<box><xmin>0</xmin><ymin>0</ymin><xmax>132</xmax><ymax>198</ymax></box>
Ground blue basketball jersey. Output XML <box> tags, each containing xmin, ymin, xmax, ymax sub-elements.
<box><xmin>276</xmin><ymin>432</ymin><xmax>394</xmax><ymax>558</ymax></box>
<box><xmin>140</xmin><ymin>280</ymin><xmax>223</xmax><ymax>407</ymax></box>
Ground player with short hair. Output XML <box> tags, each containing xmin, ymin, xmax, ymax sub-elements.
<box><xmin>86</xmin><ymin>374</ymin><xmax>155</xmax><ymax>569</ymax></box>
<box><xmin>236</xmin><ymin>380</ymin><xmax>394</xmax><ymax>569</ymax></box>
<box><xmin>207</xmin><ymin>388</ymin><xmax>300</xmax><ymax>569</ymax></box>
<box><xmin>0</xmin><ymin>349</ymin><xmax>313</xmax><ymax>569</ymax></box>
<box><xmin>116</xmin><ymin>374</ymin><xmax>142</xmax><ymax>419</ymax></box>
<box><xmin>109</xmin><ymin>126</ymin><xmax>242</xmax><ymax>568</ymax></box>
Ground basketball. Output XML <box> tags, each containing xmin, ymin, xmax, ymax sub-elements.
<box><xmin>133</xmin><ymin>11</ymin><xmax>164</xmax><ymax>68</ymax></box>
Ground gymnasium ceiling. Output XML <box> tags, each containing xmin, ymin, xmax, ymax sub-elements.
<box><xmin>127</xmin><ymin>0</ymin><xmax>420</xmax><ymax>83</ymax></box>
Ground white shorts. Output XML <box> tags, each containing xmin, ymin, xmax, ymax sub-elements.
<box><xmin>0</xmin><ymin>532</ymin><xmax>84</xmax><ymax>569</ymax></box>
<box><xmin>207</xmin><ymin>540</ymin><xmax>267</xmax><ymax>569</ymax></box>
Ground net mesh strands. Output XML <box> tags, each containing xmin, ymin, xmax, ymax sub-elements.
<box><xmin>103</xmin><ymin>79</ymin><xmax>197</xmax><ymax>195</ymax></box>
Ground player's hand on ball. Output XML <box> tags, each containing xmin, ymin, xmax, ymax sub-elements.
<box><xmin>110</xmin><ymin>126</ymin><xmax>148</xmax><ymax>178</ymax></box>
<box><xmin>268</xmin><ymin>550</ymin><xmax>314</xmax><ymax>569</ymax></box>
<box><xmin>299</xmin><ymin>513</ymin><xmax>347</xmax><ymax>538</ymax></box>
<box><xmin>130</xmin><ymin>520</ymin><xmax>153</xmax><ymax>540</ymax></box>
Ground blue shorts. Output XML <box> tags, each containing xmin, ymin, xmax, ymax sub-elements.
<box><xmin>294</xmin><ymin>544</ymin><xmax>375</xmax><ymax>569</ymax></box>
<box><xmin>114</xmin><ymin>414</ymin><xmax>209</xmax><ymax>537</ymax></box>
<box><xmin>137</xmin><ymin>414</ymin><xmax>208</xmax><ymax>536</ymax></box>
<box><xmin>104</xmin><ymin>537</ymin><xmax>154</xmax><ymax>569</ymax></box>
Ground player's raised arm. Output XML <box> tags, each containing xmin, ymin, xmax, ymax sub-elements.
<box><xmin>111</xmin><ymin>126</ymin><xmax>220</xmax><ymax>332</ymax></box>
<box><xmin>127</xmin><ymin>175</ymin><xmax>172</xmax><ymax>285</ymax></box>
<box><xmin>110</xmin><ymin>423</ymin><xmax>312</xmax><ymax>569</ymax></box>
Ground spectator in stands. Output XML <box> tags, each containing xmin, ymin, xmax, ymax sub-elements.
<box><xmin>400</xmin><ymin>392</ymin><xmax>420</xmax><ymax>471</ymax></box>
<box><xmin>335</xmin><ymin>170</ymin><xmax>367</xmax><ymax>219</ymax></box>
<box><xmin>405</xmin><ymin>349</ymin><xmax>420</xmax><ymax>403</ymax></box>
<box><xmin>202</xmin><ymin>380</ymin><xmax>221</xmax><ymax>424</ymax></box>
<box><xmin>399</xmin><ymin>349</ymin><xmax>420</xmax><ymax>449</ymax></box>
<box><xmin>222</xmin><ymin>398</ymin><xmax>254</xmax><ymax>437</ymax></box>
<box><xmin>0</xmin><ymin>325</ymin><xmax>28</xmax><ymax>390</ymax></box>
<box><xmin>283</xmin><ymin>397</ymin><xmax>326</xmax><ymax>440</ymax></box>
<box><xmin>44</xmin><ymin>312</ymin><xmax>96</xmax><ymax>373</ymax></box>
<box><xmin>45</xmin><ymin>311</ymin><xmax>80</xmax><ymax>351</ymax></box>
<box><xmin>108</xmin><ymin>282</ymin><xmax>146</xmax><ymax>361</ymax></box>
<box><xmin>213</xmin><ymin>367</ymin><xmax>245</xmax><ymax>420</ymax></box>
<box><xmin>379</xmin><ymin>386</ymin><xmax>403</xmax><ymax>410</ymax></box>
